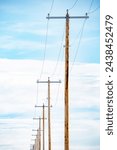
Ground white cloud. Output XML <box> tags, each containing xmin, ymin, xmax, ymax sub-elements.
<box><xmin>6</xmin><ymin>22</ymin><xmax>54</xmax><ymax>36</ymax></box>
<box><xmin>0</xmin><ymin>59</ymin><xmax>99</xmax><ymax>150</ymax></box>
<box><xmin>0</xmin><ymin>35</ymin><xmax>44</xmax><ymax>50</ymax></box>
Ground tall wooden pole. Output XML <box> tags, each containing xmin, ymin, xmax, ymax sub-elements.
<box><xmin>48</xmin><ymin>77</ymin><xmax>51</xmax><ymax>150</ymax></box>
<box><xmin>65</xmin><ymin>9</ymin><xmax>69</xmax><ymax>150</ymax></box>
<box><xmin>46</xmin><ymin>10</ymin><xmax>88</xmax><ymax>150</ymax></box>
<box><xmin>36</xmin><ymin>139</ymin><xmax>38</xmax><ymax>150</ymax></box>
<box><xmin>43</xmin><ymin>104</ymin><xmax>45</xmax><ymax>150</ymax></box>
<box><xmin>35</xmin><ymin>104</ymin><xmax>47</xmax><ymax>150</ymax></box>
<box><xmin>39</xmin><ymin>118</ymin><xmax>41</xmax><ymax>150</ymax></box>
<box><xmin>34</xmin><ymin>139</ymin><xmax>36</xmax><ymax>150</ymax></box>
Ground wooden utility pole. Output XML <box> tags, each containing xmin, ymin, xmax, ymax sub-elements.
<box><xmin>32</xmin><ymin>130</ymin><xmax>40</xmax><ymax>150</ymax></box>
<box><xmin>42</xmin><ymin>104</ymin><xmax>45</xmax><ymax>150</ymax></box>
<box><xmin>31</xmin><ymin>139</ymin><xmax>36</xmax><ymax>150</ymax></box>
<box><xmin>32</xmin><ymin>135</ymin><xmax>38</xmax><ymax>150</ymax></box>
<box><xmin>32</xmin><ymin>135</ymin><xmax>39</xmax><ymax>150</ymax></box>
<box><xmin>35</xmin><ymin>104</ymin><xmax>49</xmax><ymax>150</ymax></box>
<box><xmin>34</xmin><ymin>139</ymin><xmax>36</xmax><ymax>150</ymax></box>
<box><xmin>47</xmin><ymin>10</ymin><xmax>89</xmax><ymax>150</ymax></box>
<box><xmin>33</xmin><ymin>117</ymin><xmax>44</xmax><ymax>150</ymax></box>
<box><xmin>65</xmin><ymin>10</ymin><xmax>69</xmax><ymax>150</ymax></box>
<box><xmin>33</xmin><ymin>139</ymin><xmax>36</xmax><ymax>150</ymax></box>
<box><xmin>37</xmin><ymin>78</ymin><xmax>61</xmax><ymax>150</ymax></box>
<box><xmin>48</xmin><ymin>78</ymin><xmax>51</xmax><ymax>150</ymax></box>
<box><xmin>39</xmin><ymin>118</ymin><xmax>41</xmax><ymax>150</ymax></box>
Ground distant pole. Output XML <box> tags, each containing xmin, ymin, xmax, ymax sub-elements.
<box><xmin>43</xmin><ymin>104</ymin><xmax>45</xmax><ymax>150</ymax></box>
<box><xmin>34</xmin><ymin>139</ymin><xmax>36</xmax><ymax>150</ymax></box>
<box><xmin>39</xmin><ymin>118</ymin><xmax>41</xmax><ymax>150</ymax></box>
<box><xmin>33</xmin><ymin>117</ymin><xmax>44</xmax><ymax>150</ymax></box>
<box><xmin>35</xmin><ymin>104</ymin><xmax>48</xmax><ymax>150</ymax></box>
<box><xmin>32</xmin><ymin>144</ymin><xmax>34</xmax><ymax>150</ymax></box>
<box><xmin>48</xmin><ymin>77</ymin><xmax>51</xmax><ymax>150</ymax></box>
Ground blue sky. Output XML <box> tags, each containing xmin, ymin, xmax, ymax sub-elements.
<box><xmin>0</xmin><ymin>0</ymin><xmax>100</xmax><ymax>63</ymax></box>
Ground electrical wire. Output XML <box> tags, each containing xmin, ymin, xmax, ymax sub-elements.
<box><xmin>30</xmin><ymin>77</ymin><xmax>41</xmax><ymax>147</ymax></box>
<box><xmin>39</xmin><ymin>19</ymin><xmax>49</xmax><ymax>80</ymax></box>
<box><xmin>88</xmin><ymin>0</ymin><xmax>95</xmax><ymax>13</ymax></box>
<box><xmin>70</xmin><ymin>28</ymin><xmax>82</xmax><ymax>47</ymax></box>
<box><xmin>54</xmin><ymin>47</ymin><xmax>64</xmax><ymax>79</ymax></box>
<box><xmin>87</xmin><ymin>0</ymin><xmax>100</xmax><ymax>14</ymax></box>
<box><xmin>88</xmin><ymin>6</ymin><xmax>100</xmax><ymax>14</ymax></box>
<box><xmin>70</xmin><ymin>19</ymin><xmax>87</xmax><ymax>73</ymax></box>
<box><xmin>30</xmin><ymin>1</ymin><xmax>55</xmax><ymax>147</ymax></box>
<box><xmin>50</xmin><ymin>30</ymin><xmax>64</xmax><ymax>77</ymax></box>
<box><xmin>49</xmin><ymin>0</ymin><xmax>55</xmax><ymax>14</ymax></box>
<box><xmin>30</xmin><ymin>101</ymin><xmax>37</xmax><ymax>148</ymax></box>
<box><xmin>70</xmin><ymin>0</ymin><xmax>99</xmax><ymax>73</ymax></box>
<box><xmin>36</xmin><ymin>82</ymin><xmax>39</xmax><ymax>105</ymax></box>
<box><xmin>53</xmin><ymin>83</ymin><xmax>61</xmax><ymax>107</ymax></box>
<box><xmin>68</xmin><ymin>0</ymin><xmax>79</xmax><ymax>11</ymax></box>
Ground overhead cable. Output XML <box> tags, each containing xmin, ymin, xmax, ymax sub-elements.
<box><xmin>51</xmin><ymin>30</ymin><xmax>64</xmax><ymax>77</ymax></box>
<box><xmin>49</xmin><ymin>0</ymin><xmax>55</xmax><ymax>14</ymax></box>
<box><xmin>88</xmin><ymin>6</ymin><xmax>100</xmax><ymax>14</ymax></box>
<box><xmin>70</xmin><ymin>19</ymin><xmax>87</xmax><ymax>73</ymax></box>
<box><xmin>68</xmin><ymin>0</ymin><xmax>79</xmax><ymax>11</ymax></box>
<box><xmin>39</xmin><ymin>19</ymin><xmax>49</xmax><ymax>80</ymax></box>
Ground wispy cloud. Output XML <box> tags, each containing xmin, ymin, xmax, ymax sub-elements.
<box><xmin>0</xmin><ymin>35</ymin><xmax>50</xmax><ymax>51</ymax></box>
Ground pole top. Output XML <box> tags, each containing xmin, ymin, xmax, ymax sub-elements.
<box><xmin>37</xmin><ymin>79</ymin><xmax>39</xmax><ymax>83</ymax></box>
<box><xmin>66</xmin><ymin>9</ymin><xmax>69</xmax><ymax>17</ymax></box>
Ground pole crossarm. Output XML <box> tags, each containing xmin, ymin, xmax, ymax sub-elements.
<box><xmin>35</xmin><ymin>105</ymin><xmax>52</xmax><ymax>108</ymax></box>
<box><xmin>46</xmin><ymin>10</ymin><xmax>89</xmax><ymax>20</ymax></box>
<box><xmin>32</xmin><ymin>133</ymin><xmax>42</xmax><ymax>137</ymax></box>
<box><xmin>35</xmin><ymin>105</ymin><xmax>48</xmax><ymax>107</ymax></box>
<box><xmin>31</xmin><ymin>139</ymin><xmax>36</xmax><ymax>141</ymax></box>
<box><xmin>32</xmin><ymin>129</ymin><xmax>39</xmax><ymax>131</ymax></box>
<box><xmin>37</xmin><ymin>80</ymin><xmax>61</xmax><ymax>84</ymax></box>
<box><xmin>33</xmin><ymin>118</ymin><xmax>47</xmax><ymax>120</ymax></box>
<box><xmin>47</xmin><ymin>15</ymin><xmax>89</xmax><ymax>19</ymax></box>
<box><xmin>32</xmin><ymin>135</ymin><xmax>38</xmax><ymax>136</ymax></box>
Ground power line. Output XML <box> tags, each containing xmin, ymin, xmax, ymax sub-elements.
<box><xmin>49</xmin><ymin>0</ymin><xmax>55</xmax><ymax>14</ymax></box>
<box><xmin>68</xmin><ymin>0</ymin><xmax>79</xmax><ymax>11</ymax></box>
<box><xmin>53</xmin><ymin>82</ymin><xmax>61</xmax><ymax>107</ymax></box>
<box><xmin>36</xmin><ymin>81</ymin><xmax>39</xmax><ymax>105</ymax></box>
<box><xmin>87</xmin><ymin>0</ymin><xmax>100</xmax><ymax>14</ymax></box>
<box><xmin>39</xmin><ymin>19</ymin><xmax>49</xmax><ymax>80</ymax></box>
<box><xmin>70</xmin><ymin>27</ymin><xmax>82</xmax><ymax>47</ymax></box>
<box><xmin>30</xmin><ymin>102</ymin><xmax>38</xmax><ymax>147</ymax></box>
<box><xmin>50</xmin><ymin>30</ymin><xmax>64</xmax><ymax>77</ymax></box>
<box><xmin>70</xmin><ymin>0</ymin><xmax>99</xmax><ymax>72</ymax></box>
<box><xmin>70</xmin><ymin>19</ymin><xmax>87</xmax><ymax>73</ymax></box>
<box><xmin>40</xmin><ymin>0</ymin><xmax>62</xmax><ymax>80</ymax></box>
<box><xmin>88</xmin><ymin>0</ymin><xmax>95</xmax><ymax>13</ymax></box>
<box><xmin>88</xmin><ymin>6</ymin><xmax>100</xmax><ymax>14</ymax></box>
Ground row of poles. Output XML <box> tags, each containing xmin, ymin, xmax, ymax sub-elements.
<box><xmin>30</xmin><ymin>10</ymin><xmax>89</xmax><ymax>150</ymax></box>
<box><xmin>31</xmin><ymin>77</ymin><xmax>61</xmax><ymax>150</ymax></box>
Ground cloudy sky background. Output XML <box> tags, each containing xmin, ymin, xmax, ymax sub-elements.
<box><xmin>0</xmin><ymin>0</ymin><xmax>100</xmax><ymax>150</ymax></box>
<box><xmin>0</xmin><ymin>60</ymin><xmax>99</xmax><ymax>150</ymax></box>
